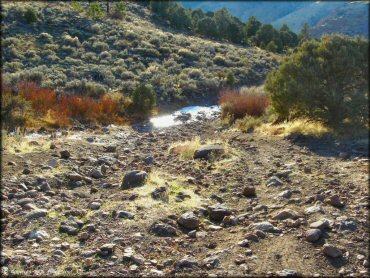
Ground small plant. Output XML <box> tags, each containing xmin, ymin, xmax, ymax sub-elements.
<box><xmin>225</xmin><ymin>69</ymin><xmax>235</xmax><ymax>86</ymax></box>
<box><xmin>71</xmin><ymin>1</ymin><xmax>83</xmax><ymax>13</ymax></box>
<box><xmin>111</xmin><ymin>1</ymin><xmax>126</xmax><ymax>19</ymax></box>
<box><xmin>24</xmin><ymin>7</ymin><xmax>37</xmax><ymax>24</ymax></box>
<box><xmin>87</xmin><ymin>2</ymin><xmax>104</xmax><ymax>19</ymax></box>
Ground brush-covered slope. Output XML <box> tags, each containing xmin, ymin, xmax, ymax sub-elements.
<box><xmin>1</xmin><ymin>1</ymin><xmax>278</xmax><ymax>105</ymax></box>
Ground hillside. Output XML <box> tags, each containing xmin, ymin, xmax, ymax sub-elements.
<box><xmin>182</xmin><ymin>1</ymin><xmax>368</xmax><ymax>36</ymax></box>
<box><xmin>1</xmin><ymin>1</ymin><xmax>278</xmax><ymax>105</ymax></box>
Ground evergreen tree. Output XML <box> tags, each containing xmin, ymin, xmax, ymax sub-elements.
<box><xmin>299</xmin><ymin>23</ymin><xmax>311</xmax><ymax>42</ymax></box>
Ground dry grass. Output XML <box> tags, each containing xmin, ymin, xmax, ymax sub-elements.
<box><xmin>219</xmin><ymin>86</ymin><xmax>269</xmax><ymax>123</ymax></box>
<box><xmin>256</xmin><ymin>118</ymin><xmax>331</xmax><ymax>137</ymax></box>
<box><xmin>168</xmin><ymin>136</ymin><xmax>231</xmax><ymax>160</ymax></box>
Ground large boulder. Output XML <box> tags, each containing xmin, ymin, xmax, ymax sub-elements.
<box><xmin>121</xmin><ymin>170</ymin><xmax>148</xmax><ymax>189</ymax></box>
<box><xmin>193</xmin><ymin>145</ymin><xmax>225</xmax><ymax>160</ymax></box>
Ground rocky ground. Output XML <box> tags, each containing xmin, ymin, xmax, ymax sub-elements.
<box><xmin>1</xmin><ymin>116</ymin><xmax>369</xmax><ymax>277</ymax></box>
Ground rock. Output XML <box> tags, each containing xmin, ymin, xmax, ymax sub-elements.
<box><xmin>304</xmin><ymin>205</ymin><xmax>324</xmax><ymax>215</ymax></box>
<box><xmin>131</xmin><ymin>254</ymin><xmax>145</xmax><ymax>265</ymax></box>
<box><xmin>121</xmin><ymin>170</ymin><xmax>148</xmax><ymax>189</ymax></box>
<box><xmin>17</xmin><ymin>198</ymin><xmax>33</xmax><ymax>207</ymax></box>
<box><xmin>238</xmin><ymin>239</ymin><xmax>250</xmax><ymax>247</ymax></box>
<box><xmin>53</xmin><ymin>250</ymin><xmax>66</xmax><ymax>257</ymax></box>
<box><xmin>309</xmin><ymin>219</ymin><xmax>330</xmax><ymax>230</ymax></box>
<box><xmin>26</xmin><ymin>209</ymin><xmax>48</xmax><ymax>219</ymax></box>
<box><xmin>305</xmin><ymin>229</ymin><xmax>322</xmax><ymax>242</ymax></box>
<box><xmin>245</xmin><ymin>233</ymin><xmax>259</xmax><ymax>242</ymax></box>
<box><xmin>242</xmin><ymin>186</ymin><xmax>256</xmax><ymax>197</ymax></box>
<box><xmin>144</xmin><ymin>155</ymin><xmax>154</xmax><ymax>165</ymax></box>
<box><xmin>208</xmin><ymin>203</ymin><xmax>232</xmax><ymax>222</ymax></box>
<box><xmin>208</xmin><ymin>225</ymin><xmax>223</xmax><ymax>231</ymax></box>
<box><xmin>255</xmin><ymin>230</ymin><xmax>266</xmax><ymax>239</ymax></box>
<box><xmin>222</xmin><ymin>215</ymin><xmax>238</xmax><ymax>226</ymax></box>
<box><xmin>177</xmin><ymin>211</ymin><xmax>200</xmax><ymax>229</ymax></box>
<box><xmin>272</xmin><ymin>209</ymin><xmax>300</xmax><ymax>220</ymax></box>
<box><xmin>327</xmin><ymin>195</ymin><xmax>344</xmax><ymax>207</ymax></box>
<box><xmin>47</xmin><ymin>158</ymin><xmax>58</xmax><ymax>168</ymax></box>
<box><xmin>193</xmin><ymin>145</ymin><xmax>225</xmax><ymax>160</ymax></box>
<box><xmin>323</xmin><ymin>244</ymin><xmax>342</xmax><ymax>258</ymax></box>
<box><xmin>188</xmin><ymin>230</ymin><xmax>197</xmax><ymax>238</ymax></box>
<box><xmin>335</xmin><ymin>217</ymin><xmax>357</xmax><ymax>231</ymax></box>
<box><xmin>104</xmin><ymin>145</ymin><xmax>117</xmax><ymax>153</ymax></box>
<box><xmin>79</xmin><ymin>232</ymin><xmax>89</xmax><ymax>241</ymax></box>
<box><xmin>203</xmin><ymin>256</ymin><xmax>220</xmax><ymax>269</ymax></box>
<box><xmin>176</xmin><ymin>256</ymin><xmax>198</xmax><ymax>269</ymax></box>
<box><xmin>151</xmin><ymin>187</ymin><xmax>167</xmax><ymax>199</ymax></box>
<box><xmin>266</xmin><ymin>176</ymin><xmax>283</xmax><ymax>187</ymax></box>
<box><xmin>68</xmin><ymin>173</ymin><xmax>84</xmax><ymax>181</ymax></box>
<box><xmin>279</xmin><ymin>190</ymin><xmax>292</xmax><ymax>198</ymax></box>
<box><xmin>250</xmin><ymin>221</ymin><xmax>278</xmax><ymax>233</ymax></box>
<box><xmin>40</xmin><ymin>182</ymin><xmax>51</xmax><ymax>192</ymax></box>
<box><xmin>99</xmin><ymin>243</ymin><xmax>116</xmax><ymax>256</ymax></box>
<box><xmin>23</xmin><ymin>168</ymin><xmax>31</xmax><ymax>174</ymax></box>
<box><xmin>29</xmin><ymin>229</ymin><xmax>49</xmax><ymax>240</ymax></box>
<box><xmin>89</xmin><ymin>202</ymin><xmax>101</xmax><ymax>210</ymax></box>
<box><xmin>117</xmin><ymin>211</ymin><xmax>135</xmax><ymax>219</ymax></box>
<box><xmin>276</xmin><ymin>269</ymin><xmax>299</xmax><ymax>277</ymax></box>
<box><xmin>90</xmin><ymin>169</ymin><xmax>104</xmax><ymax>179</ymax></box>
<box><xmin>150</xmin><ymin>223</ymin><xmax>177</xmax><ymax>237</ymax></box>
<box><xmin>60</xmin><ymin>150</ymin><xmax>70</xmax><ymax>159</ymax></box>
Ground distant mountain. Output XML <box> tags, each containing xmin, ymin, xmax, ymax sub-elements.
<box><xmin>181</xmin><ymin>1</ymin><xmax>369</xmax><ymax>37</ymax></box>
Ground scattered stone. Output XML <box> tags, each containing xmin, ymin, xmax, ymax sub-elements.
<box><xmin>90</xmin><ymin>169</ymin><xmax>104</xmax><ymax>179</ymax></box>
<box><xmin>176</xmin><ymin>256</ymin><xmax>198</xmax><ymax>269</ymax></box>
<box><xmin>327</xmin><ymin>195</ymin><xmax>344</xmax><ymax>207</ymax></box>
<box><xmin>323</xmin><ymin>244</ymin><xmax>342</xmax><ymax>258</ymax></box>
<box><xmin>29</xmin><ymin>230</ymin><xmax>49</xmax><ymax>240</ymax></box>
<box><xmin>150</xmin><ymin>223</ymin><xmax>177</xmax><ymax>237</ymax></box>
<box><xmin>26</xmin><ymin>209</ymin><xmax>48</xmax><ymax>219</ymax></box>
<box><xmin>208</xmin><ymin>225</ymin><xmax>223</xmax><ymax>231</ymax></box>
<box><xmin>89</xmin><ymin>202</ymin><xmax>101</xmax><ymax>210</ymax></box>
<box><xmin>104</xmin><ymin>145</ymin><xmax>117</xmax><ymax>153</ymax></box>
<box><xmin>250</xmin><ymin>222</ymin><xmax>278</xmax><ymax>233</ymax></box>
<box><xmin>151</xmin><ymin>187</ymin><xmax>167</xmax><ymax>199</ymax></box>
<box><xmin>193</xmin><ymin>145</ymin><xmax>224</xmax><ymax>160</ymax></box>
<box><xmin>276</xmin><ymin>269</ymin><xmax>299</xmax><ymax>277</ymax></box>
<box><xmin>60</xmin><ymin>150</ymin><xmax>70</xmax><ymax>159</ymax></box>
<box><xmin>68</xmin><ymin>173</ymin><xmax>84</xmax><ymax>181</ymax></box>
<box><xmin>272</xmin><ymin>209</ymin><xmax>300</xmax><ymax>220</ymax></box>
<box><xmin>47</xmin><ymin>158</ymin><xmax>58</xmax><ymax>168</ymax></box>
<box><xmin>99</xmin><ymin>243</ymin><xmax>116</xmax><ymax>256</ymax></box>
<box><xmin>53</xmin><ymin>250</ymin><xmax>66</xmax><ymax>257</ymax></box>
<box><xmin>242</xmin><ymin>186</ymin><xmax>256</xmax><ymax>197</ymax></box>
<box><xmin>245</xmin><ymin>233</ymin><xmax>259</xmax><ymax>242</ymax></box>
<box><xmin>304</xmin><ymin>205</ymin><xmax>324</xmax><ymax>215</ymax></box>
<box><xmin>266</xmin><ymin>176</ymin><xmax>283</xmax><ymax>187</ymax></box>
<box><xmin>40</xmin><ymin>182</ymin><xmax>51</xmax><ymax>192</ymax></box>
<box><xmin>208</xmin><ymin>203</ymin><xmax>232</xmax><ymax>221</ymax></box>
<box><xmin>305</xmin><ymin>229</ymin><xmax>322</xmax><ymax>242</ymax></box>
<box><xmin>121</xmin><ymin>170</ymin><xmax>148</xmax><ymax>189</ymax></box>
<box><xmin>79</xmin><ymin>232</ymin><xmax>89</xmax><ymax>241</ymax></box>
<box><xmin>203</xmin><ymin>256</ymin><xmax>220</xmax><ymax>269</ymax></box>
<box><xmin>309</xmin><ymin>219</ymin><xmax>330</xmax><ymax>230</ymax></box>
<box><xmin>238</xmin><ymin>239</ymin><xmax>250</xmax><ymax>247</ymax></box>
<box><xmin>279</xmin><ymin>190</ymin><xmax>292</xmax><ymax>198</ymax></box>
<box><xmin>222</xmin><ymin>215</ymin><xmax>238</xmax><ymax>226</ymax></box>
<box><xmin>117</xmin><ymin>211</ymin><xmax>135</xmax><ymax>219</ymax></box>
<box><xmin>177</xmin><ymin>211</ymin><xmax>200</xmax><ymax>230</ymax></box>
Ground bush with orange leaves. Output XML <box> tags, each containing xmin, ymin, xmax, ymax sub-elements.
<box><xmin>219</xmin><ymin>86</ymin><xmax>270</xmax><ymax>122</ymax></box>
<box><xmin>2</xmin><ymin>81</ymin><xmax>127</xmax><ymax>128</ymax></box>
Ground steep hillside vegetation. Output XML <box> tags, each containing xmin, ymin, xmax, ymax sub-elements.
<box><xmin>1</xmin><ymin>1</ymin><xmax>278</xmax><ymax>105</ymax></box>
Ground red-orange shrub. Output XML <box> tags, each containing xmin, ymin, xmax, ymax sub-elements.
<box><xmin>19</xmin><ymin>81</ymin><xmax>56</xmax><ymax>115</ymax></box>
<box><xmin>219</xmin><ymin>87</ymin><xmax>269</xmax><ymax>120</ymax></box>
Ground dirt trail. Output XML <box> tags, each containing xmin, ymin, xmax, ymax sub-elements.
<box><xmin>1</xmin><ymin>118</ymin><xmax>369</xmax><ymax>276</ymax></box>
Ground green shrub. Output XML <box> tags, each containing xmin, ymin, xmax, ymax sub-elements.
<box><xmin>111</xmin><ymin>1</ymin><xmax>126</xmax><ymax>19</ymax></box>
<box><xmin>265</xmin><ymin>35</ymin><xmax>369</xmax><ymax>127</ymax></box>
<box><xmin>225</xmin><ymin>69</ymin><xmax>235</xmax><ymax>86</ymax></box>
<box><xmin>65</xmin><ymin>79</ymin><xmax>106</xmax><ymax>98</ymax></box>
<box><xmin>130</xmin><ymin>84</ymin><xmax>157</xmax><ymax>115</ymax></box>
<box><xmin>2</xmin><ymin>89</ymin><xmax>32</xmax><ymax>129</ymax></box>
<box><xmin>87</xmin><ymin>2</ymin><xmax>104</xmax><ymax>19</ymax></box>
<box><xmin>24</xmin><ymin>7</ymin><xmax>37</xmax><ymax>24</ymax></box>
<box><xmin>71</xmin><ymin>1</ymin><xmax>83</xmax><ymax>13</ymax></box>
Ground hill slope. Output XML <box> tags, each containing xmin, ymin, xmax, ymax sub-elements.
<box><xmin>1</xmin><ymin>1</ymin><xmax>278</xmax><ymax>105</ymax></box>
<box><xmin>182</xmin><ymin>1</ymin><xmax>368</xmax><ymax>36</ymax></box>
